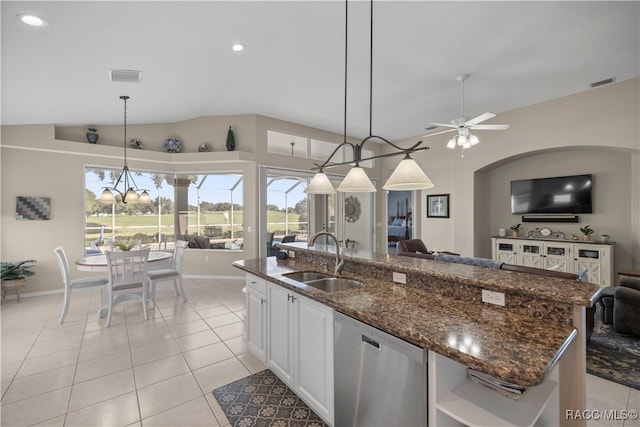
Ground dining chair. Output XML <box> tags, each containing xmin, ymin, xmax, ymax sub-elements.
<box><xmin>147</xmin><ymin>240</ymin><xmax>189</xmax><ymax>309</ymax></box>
<box><xmin>104</xmin><ymin>248</ymin><xmax>150</xmax><ymax>327</ymax></box>
<box><xmin>54</xmin><ymin>246</ymin><xmax>109</xmax><ymax>325</ymax></box>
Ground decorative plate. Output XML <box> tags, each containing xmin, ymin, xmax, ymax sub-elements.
<box><xmin>540</xmin><ymin>227</ymin><xmax>552</xmax><ymax>237</ymax></box>
<box><xmin>198</xmin><ymin>143</ymin><xmax>210</xmax><ymax>152</ymax></box>
<box><xmin>344</xmin><ymin>196</ymin><xmax>361</xmax><ymax>223</ymax></box>
<box><xmin>163</xmin><ymin>137</ymin><xmax>183</xmax><ymax>153</ymax></box>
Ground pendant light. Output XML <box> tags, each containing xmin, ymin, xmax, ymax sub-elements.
<box><xmin>306</xmin><ymin>0</ymin><xmax>434</xmax><ymax>194</ymax></box>
<box><xmin>100</xmin><ymin>96</ymin><xmax>151</xmax><ymax>204</ymax></box>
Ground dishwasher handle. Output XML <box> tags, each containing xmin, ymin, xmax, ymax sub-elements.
<box><xmin>362</xmin><ymin>334</ymin><xmax>380</xmax><ymax>350</ymax></box>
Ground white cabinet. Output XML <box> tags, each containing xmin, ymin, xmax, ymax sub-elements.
<box><xmin>245</xmin><ymin>274</ymin><xmax>267</xmax><ymax>364</ymax></box>
<box><xmin>491</xmin><ymin>238</ymin><xmax>614</xmax><ymax>286</ymax></box>
<box><xmin>265</xmin><ymin>281</ymin><xmax>335</xmax><ymax>425</ymax></box>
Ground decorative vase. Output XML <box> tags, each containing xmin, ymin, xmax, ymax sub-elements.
<box><xmin>600</xmin><ymin>235</ymin><xmax>610</xmax><ymax>243</ymax></box>
<box><xmin>86</xmin><ymin>128</ymin><xmax>99</xmax><ymax>144</ymax></box>
<box><xmin>583</xmin><ymin>234</ymin><xmax>591</xmax><ymax>241</ymax></box>
<box><xmin>512</xmin><ymin>231</ymin><xmax>520</xmax><ymax>238</ymax></box>
<box><xmin>198</xmin><ymin>143</ymin><xmax>210</xmax><ymax>152</ymax></box>
<box><xmin>226</xmin><ymin>126</ymin><xmax>235</xmax><ymax>151</ymax></box>
<box><xmin>163</xmin><ymin>138</ymin><xmax>183</xmax><ymax>153</ymax></box>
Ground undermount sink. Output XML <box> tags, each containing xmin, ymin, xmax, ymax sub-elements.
<box><xmin>282</xmin><ymin>271</ymin><xmax>331</xmax><ymax>282</ymax></box>
<box><xmin>303</xmin><ymin>277</ymin><xmax>362</xmax><ymax>292</ymax></box>
<box><xmin>281</xmin><ymin>271</ymin><xmax>362</xmax><ymax>292</ymax></box>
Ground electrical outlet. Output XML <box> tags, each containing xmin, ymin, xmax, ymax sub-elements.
<box><xmin>392</xmin><ymin>272</ymin><xmax>406</xmax><ymax>284</ymax></box>
<box><xmin>247</xmin><ymin>226</ymin><xmax>252</xmax><ymax>233</ymax></box>
<box><xmin>482</xmin><ymin>289</ymin><xmax>505</xmax><ymax>307</ymax></box>
<box><xmin>288</xmin><ymin>250</ymin><xmax>296</xmax><ymax>258</ymax></box>
<box><xmin>205</xmin><ymin>255</ymin><xmax>210</xmax><ymax>262</ymax></box>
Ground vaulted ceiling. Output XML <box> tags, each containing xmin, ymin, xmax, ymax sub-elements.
<box><xmin>2</xmin><ymin>1</ymin><xmax>638</xmax><ymax>142</ymax></box>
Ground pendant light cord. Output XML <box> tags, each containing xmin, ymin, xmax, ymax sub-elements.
<box><xmin>121</xmin><ymin>95</ymin><xmax>129</xmax><ymax>167</ymax></box>
<box><xmin>343</xmin><ymin>0</ymin><xmax>348</xmax><ymax>144</ymax></box>
<box><xmin>368</xmin><ymin>0</ymin><xmax>373</xmax><ymax>137</ymax></box>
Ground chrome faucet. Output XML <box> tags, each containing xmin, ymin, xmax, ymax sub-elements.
<box><xmin>308</xmin><ymin>231</ymin><xmax>344</xmax><ymax>275</ymax></box>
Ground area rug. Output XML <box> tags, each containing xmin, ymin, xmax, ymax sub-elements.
<box><xmin>213</xmin><ymin>369</ymin><xmax>327</xmax><ymax>427</ymax></box>
<box><xmin>587</xmin><ymin>305</ymin><xmax>640</xmax><ymax>390</ymax></box>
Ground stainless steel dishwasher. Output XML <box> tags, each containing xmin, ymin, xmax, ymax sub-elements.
<box><xmin>334</xmin><ymin>312</ymin><xmax>427</xmax><ymax>427</ymax></box>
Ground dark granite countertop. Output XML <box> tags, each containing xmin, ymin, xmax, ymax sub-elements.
<box><xmin>234</xmin><ymin>256</ymin><xmax>582</xmax><ymax>387</ymax></box>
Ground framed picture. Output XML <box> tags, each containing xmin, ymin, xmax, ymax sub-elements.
<box><xmin>16</xmin><ymin>196</ymin><xmax>51</xmax><ymax>220</ymax></box>
<box><xmin>427</xmin><ymin>194</ymin><xmax>449</xmax><ymax>218</ymax></box>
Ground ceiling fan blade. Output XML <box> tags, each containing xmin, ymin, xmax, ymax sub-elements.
<box><xmin>464</xmin><ymin>112</ymin><xmax>496</xmax><ymax>126</ymax></box>
<box><xmin>422</xmin><ymin>128</ymin><xmax>457</xmax><ymax>138</ymax></box>
<box><xmin>425</xmin><ymin>123</ymin><xmax>456</xmax><ymax>130</ymax></box>
<box><xmin>469</xmin><ymin>124</ymin><xmax>511</xmax><ymax>130</ymax></box>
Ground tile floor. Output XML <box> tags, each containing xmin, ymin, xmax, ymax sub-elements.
<box><xmin>1</xmin><ymin>277</ymin><xmax>639</xmax><ymax>427</ymax></box>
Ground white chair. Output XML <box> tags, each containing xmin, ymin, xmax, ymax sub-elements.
<box><xmin>104</xmin><ymin>248</ymin><xmax>150</xmax><ymax>327</ymax></box>
<box><xmin>147</xmin><ymin>240</ymin><xmax>189</xmax><ymax>309</ymax></box>
<box><xmin>54</xmin><ymin>246</ymin><xmax>109</xmax><ymax>325</ymax></box>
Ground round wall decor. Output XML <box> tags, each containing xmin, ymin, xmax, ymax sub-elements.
<box><xmin>344</xmin><ymin>196</ymin><xmax>361</xmax><ymax>223</ymax></box>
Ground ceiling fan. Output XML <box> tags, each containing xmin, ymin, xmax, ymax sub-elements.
<box><xmin>423</xmin><ymin>74</ymin><xmax>510</xmax><ymax>155</ymax></box>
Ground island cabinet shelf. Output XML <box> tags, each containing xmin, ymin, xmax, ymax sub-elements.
<box><xmin>430</xmin><ymin>352</ymin><xmax>560</xmax><ymax>427</ymax></box>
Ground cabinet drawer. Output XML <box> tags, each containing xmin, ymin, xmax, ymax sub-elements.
<box><xmin>246</xmin><ymin>274</ymin><xmax>267</xmax><ymax>294</ymax></box>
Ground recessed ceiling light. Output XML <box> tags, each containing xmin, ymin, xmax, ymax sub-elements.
<box><xmin>17</xmin><ymin>13</ymin><xmax>48</xmax><ymax>27</ymax></box>
<box><xmin>232</xmin><ymin>43</ymin><xmax>245</xmax><ymax>52</ymax></box>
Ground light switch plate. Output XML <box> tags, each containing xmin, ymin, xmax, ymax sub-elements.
<box><xmin>392</xmin><ymin>272</ymin><xmax>406</xmax><ymax>284</ymax></box>
<box><xmin>482</xmin><ymin>289</ymin><xmax>505</xmax><ymax>307</ymax></box>
<box><xmin>288</xmin><ymin>250</ymin><xmax>296</xmax><ymax>258</ymax></box>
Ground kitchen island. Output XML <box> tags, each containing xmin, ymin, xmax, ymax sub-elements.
<box><xmin>233</xmin><ymin>243</ymin><xmax>601</xmax><ymax>426</ymax></box>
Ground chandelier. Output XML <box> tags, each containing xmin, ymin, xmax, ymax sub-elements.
<box><xmin>100</xmin><ymin>96</ymin><xmax>151</xmax><ymax>204</ymax></box>
<box><xmin>305</xmin><ymin>0</ymin><xmax>434</xmax><ymax>194</ymax></box>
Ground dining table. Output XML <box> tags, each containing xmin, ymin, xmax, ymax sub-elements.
<box><xmin>76</xmin><ymin>250</ymin><xmax>173</xmax><ymax>318</ymax></box>
<box><xmin>76</xmin><ymin>250</ymin><xmax>173</xmax><ymax>272</ymax></box>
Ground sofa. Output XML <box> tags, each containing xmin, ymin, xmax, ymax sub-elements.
<box><xmin>396</xmin><ymin>239</ymin><xmax>459</xmax><ymax>260</ymax></box>
<box><xmin>599</xmin><ymin>277</ymin><xmax>640</xmax><ymax>336</ymax></box>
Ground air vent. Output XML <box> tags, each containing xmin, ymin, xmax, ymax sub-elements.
<box><xmin>109</xmin><ymin>69</ymin><xmax>142</xmax><ymax>83</ymax></box>
<box><xmin>425</xmin><ymin>125</ymin><xmax>438</xmax><ymax>131</ymax></box>
<box><xmin>589</xmin><ymin>76</ymin><xmax>616</xmax><ymax>88</ymax></box>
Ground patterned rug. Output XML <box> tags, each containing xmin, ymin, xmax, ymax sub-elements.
<box><xmin>213</xmin><ymin>369</ymin><xmax>327</xmax><ymax>427</ymax></box>
<box><xmin>587</xmin><ymin>305</ymin><xmax>640</xmax><ymax>389</ymax></box>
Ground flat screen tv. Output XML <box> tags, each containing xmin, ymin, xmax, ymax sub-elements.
<box><xmin>511</xmin><ymin>174</ymin><xmax>593</xmax><ymax>214</ymax></box>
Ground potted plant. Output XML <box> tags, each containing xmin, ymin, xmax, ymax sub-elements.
<box><xmin>1</xmin><ymin>259</ymin><xmax>36</xmax><ymax>302</ymax></box>
<box><xmin>114</xmin><ymin>240</ymin><xmax>137</xmax><ymax>251</ymax></box>
<box><xmin>579</xmin><ymin>225</ymin><xmax>594</xmax><ymax>241</ymax></box>
<box><xmin>510</xmin><ymin>223</ymin><xmax>522</xmax><ymax>238</ymax></box>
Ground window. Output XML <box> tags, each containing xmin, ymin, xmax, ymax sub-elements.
<box><xmin>84</xmin><ymin>167</ymin><xmax>244</xmax><ymax>253</ymax></box>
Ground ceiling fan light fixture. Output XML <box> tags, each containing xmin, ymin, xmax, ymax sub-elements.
<box><xmin>469</xmin><ymin>134</ymin><xmax>480</xmax><ymax>146</ymax></box>
<box><xmin>447</xmin><ymin>138</ymin><xmax>456</xmax><ymax>149</ymax></box>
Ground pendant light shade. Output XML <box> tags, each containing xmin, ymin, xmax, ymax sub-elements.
<box><xmin>305</xmin><ymin>171</ymin><xmax>336</xmax><ymax>194</ymax></box>
<box><xmin>100</xmin><ymin>189</ymin><xmax>117</xmax><ymax>204</ymax></box>
<box><xmin>383</xmin><ymin>155</ymin><xmax>434</xmax><ymax>190</ymax></box>
<box><xmin>337</xmin><ymin>165</ymin><xmax>376</xmax><ymax>193</ymax></box>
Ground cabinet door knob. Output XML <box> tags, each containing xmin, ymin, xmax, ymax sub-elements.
<box><xmin>261</xmin><ymin>298</ymin><xmax>265</xmax><ymax>305</ymax></box>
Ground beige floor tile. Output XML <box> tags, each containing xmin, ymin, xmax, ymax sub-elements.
<box><xmin>127</xmin><ymin>326</ymin><xmax>175</xmax><ymax>349</ymax></box>
<box><xmin>224</xmin><ymin>335</ymin><xmax>248</xmax><ymax>356</ymax></box>
<box><xmin>78</xmin><ymin>336</ymin><xmax>130</xmax><ymax>362</ymax></box>
<box><xmin>64</xmin><ymin>390</ymin><xmax>140</xmax><ymax>427</ymax></box>
<box><xmin>196</xmin><ymin>305</ymin><xmax>230</xmax><ymax>318</ymax></box>
<box><xmin>2</xmin><ymin>360</ymin><xmax>22</xmax><ymax>383</ymax></box>
<box><xmin>15</xmin><ymin>347</ymin><xmax>80</xmax><ymax>378</ymax></box>
<box><xmin>137</xmin><ymin>372</ymin><xmax>203</xmax><ymax>419</ymax></box>
<box><xmin>213</xmin><ymin>322</ymin><xmax>244</xmax><ymax>341</ymax></box>
<box><xmin>133</xmin><ymin>354</ymin><xmax>190</xmax><ymax>388</ymax></box>
<box><xmin>237</xmin><ymin>352</ymin><xmax>267</xmax><ymax>374</ymax></box>
<box><xmin>1</xmin><ymin>332</ymin><xmax>40</xmax><ymax>350</ymax></box>
<box><xmin>192</xmin><ymin>357</ymin><xmax>250</xmax><ymax>394</ymax></box>
<box><xmin>0</xmin><ymin>386</ymin><xmax>71</xmax><ymax>427</ymax></box>
<box><xmin>36</xmin><ymin>322</ymin><xmax>86</xmax><ymax>342</ymax></box>
<box><xmin>182</xmin><ymin>342</ymin><xmax>235</xmax><ymax>371</ymax></box>
<box><xmin>81</xmin><ymin>324</ymin><xmax>128</xmax><ymax>346</ymax></box>
<box><xmin>68</xmin><ymin>369</ymin><xmax>136</xmax><ymax>412</ymax></box>
<box><xmin>125</xmin><ymin>316</ymin><xmax>169</xmax><ymax>335</ymax></box>
<box><xmin>31</xmin><ymin>414</ymin><xmax>66</xmax><ymax>426</ymax></box>
<box><xmin>168</xmin><ymin>319</ymin><xmax>211</xmax><ymax>338</ymax></box>
<box><xmin>204</xmin><ymin>390</ymin><xmax>231</xmax><ymax>426</ymax></box>
<box><xmin>131</xmin><ymin>338</ymin><xmax>180</xmax><ymax>366</ymax></box>
<box><xmin>141</xmin><ymin>395</ymin><xmax>219</xmax><ymax>426</ymax></box>
<box><xmin>628</xmin><ymin>389</ymin><xmax>639</xmax><ymax>407</ymax></box>
<box><xmin>2</xmin><ymin>365</ymin><xmax>75</xmax><ymax>404</ymax></box>
<box><xmin>203</xmin><ymin>312</ymin><xmax>242</xmax><ymax>329</ymax></box>
<box><xmin>74</xmin><ymin>351</ymin><xmax>132</xmax><ymax>383</ymax></box>
<box><xmin>174</xmin><ymin>329</ymin><xmax>221</xmax><ymax>352</ymax></box>
<box><xmin>28</xmin><ymin>335</ymin><xmax>82</xmax><ymax>358</ymax></box>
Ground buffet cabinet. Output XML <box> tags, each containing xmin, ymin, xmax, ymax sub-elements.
<box><xmin>491</xmin><ymin>237</ymin><xmax>614</xmax><ymax>287</ymax></box>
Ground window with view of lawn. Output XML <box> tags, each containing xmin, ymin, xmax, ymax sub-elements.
<box><xmin>85</xmin><ymin>167</ymin><xmax>244</xmax><ymax>254</ymax></box>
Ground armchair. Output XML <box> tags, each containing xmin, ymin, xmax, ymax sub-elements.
<box><xmin>601</xmin><ymin>277</ymin><xmax>640</xmax><ymax>336</ymax></box>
